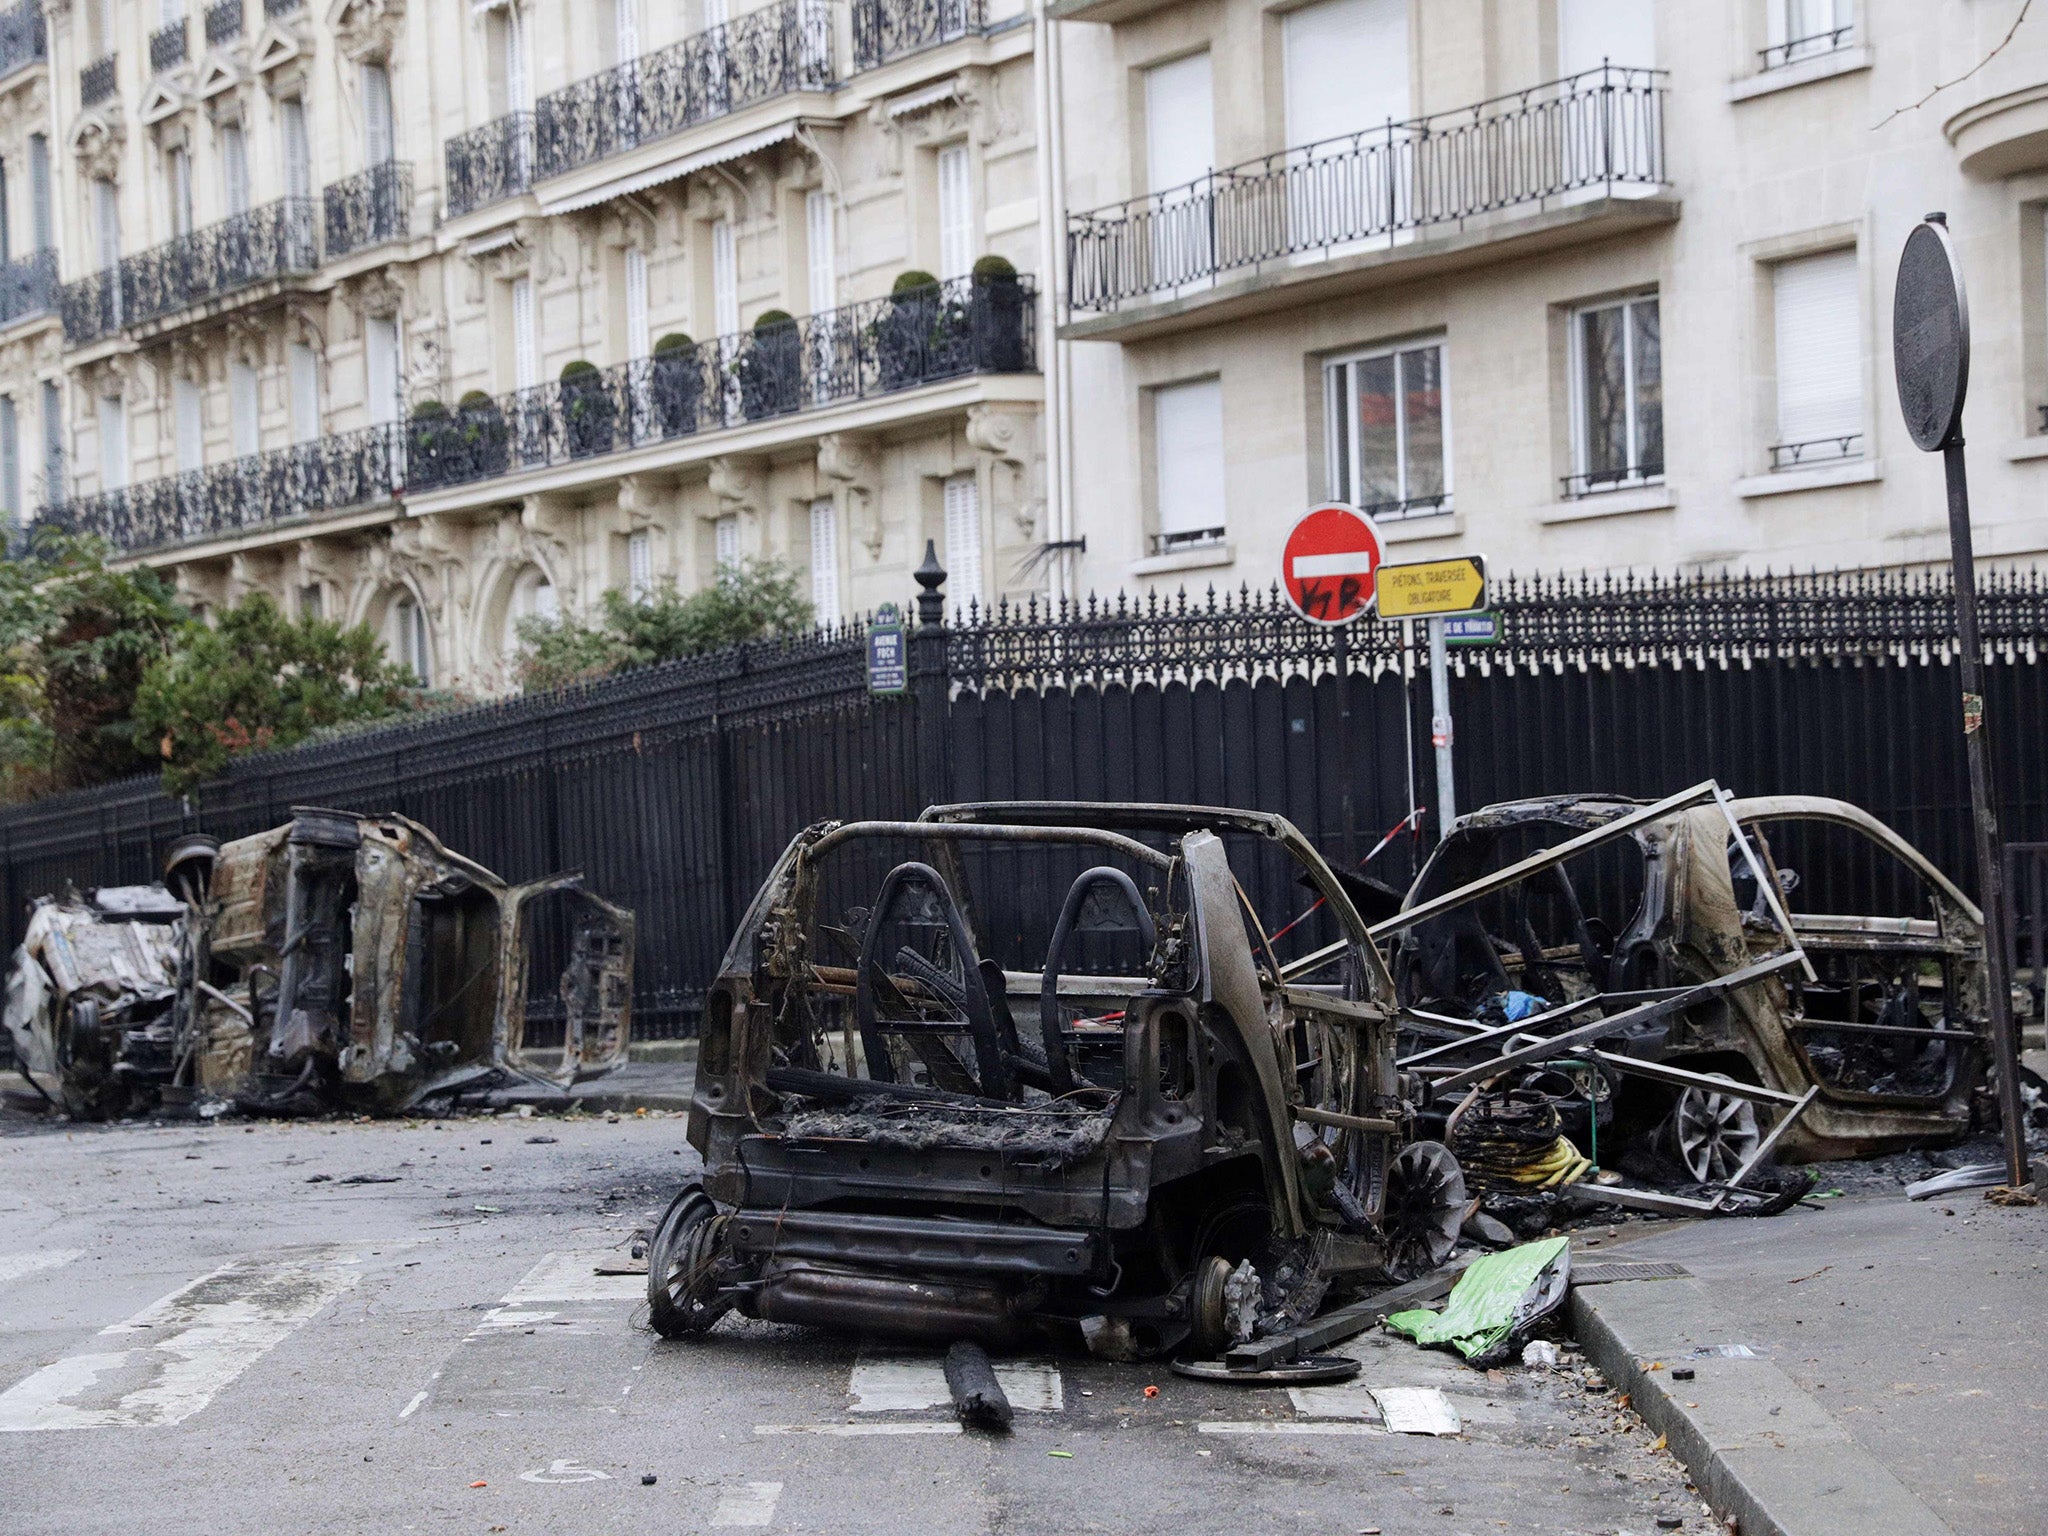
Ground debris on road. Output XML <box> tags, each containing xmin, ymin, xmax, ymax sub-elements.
<box><xmin>1905</xmin><ymin>1161</ymin><xmax>2005</xmax><ymax>1199</ymax></box>
<box><xmin>1384</xmin><ymin>1237</ymin><xmax>1571</xmax><ymax>1366</ymax></box>
<box><xmin>944</xmin><ymin>1341</ymin><xmax>1014</xmax><ymax>1431</ymax></box>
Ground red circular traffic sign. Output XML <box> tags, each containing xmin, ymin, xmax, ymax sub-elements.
<box><xmin>1281</xmin><ymin>504</ymin><xmax>1383</xmax><ymax>625</ymax></box>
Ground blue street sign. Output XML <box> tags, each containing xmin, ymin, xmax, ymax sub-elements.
<box><xmin>867</xmin><ymin>603</ymin><xmax>907</xmax><ymax>694</ymax></box>
<box><xmin>1442</xmin><ymin>612</ymin><xmax>1499</xmax><ymax>646</ymax></box>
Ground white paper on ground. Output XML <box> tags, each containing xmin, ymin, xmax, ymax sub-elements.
<box><xmin>1371</xmin><ymin>1386</ymin><xmax>1462</xmax><ymax>1435</ymax></box>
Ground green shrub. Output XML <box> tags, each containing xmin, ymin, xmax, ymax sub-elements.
<box><xmin>411</xmin><ymin>399</ymin><xmax>446</xmax><ymax>419</ymax></box>
<box><xmin>971</xmin><ymin>254</ymin><xmax>1016</xmax><ymax>282</ymax></box>
<box><xmin>560</xmin><ymin>360</ymin><xmax>599</xmax><ymax>381</ymax></box>
<box><xmin>753</xmin><ymin>309</ymin><xmax>794</xmax><ymax>330</ymax></box>
<box><xmin>457</xmin><ymin>389</ymin><xmax>495</xmax><ymax>410</ymax></box>
<box><xmin>892</xmin><ymin>269</ymin><xmax>938</xmax><ymax>295</ymax></box>
<box><xmin>653</xmin><ymin>332</ymin><xmax>695</xmax><ymax>353</ymax></box>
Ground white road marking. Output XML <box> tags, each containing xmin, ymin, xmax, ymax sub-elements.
<box><xmin>1370</xmin><ymin>1386</ymin><xmax>1462</xmax><ymax>1435</ymax></box>
<box><xmin>712</xmin><ymin>1481</ymin><xmax>784</xmax><ymax>1526</ymax></box>
<box><xmin>503</xmin><ymin>1251</ymin><xmax>644</xmax><ymax>1304</ymax></box>
<box><xmin>0</xmin><ymin>1250</ymin><xmax>83</xmax><ymax>1287</ymax></box>
<box><xmin>755</xmin><ymin>1422</ymin><xmax>963</xmax><ymax>1437</ymax></box>
<box><xmin>520</xmin><ymin>1459</ymin><xmax>611</xmax><ymax>1484</ymax></box>
<box><xmin>848</xmin><ymin>1355</ymin><xmax>1063</xmax><ymax>1413</ymax></box>
<box><xmin>1197</xmin><ymin>1421</ymin><xmax>1384</xmax><ymax>1436</ymax></box>
<box><xmin>399</xmin><ymin>1391</ymin><xmax>428</xmax><ymax>1420</ymax></box>
<box><xmin>0</xmin><ymin>1244</ymin><xmax>365</xmax><ymax>1431</ymax></box>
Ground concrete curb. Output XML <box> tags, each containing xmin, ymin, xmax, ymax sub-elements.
<box><xmin>1569</xmin><ymin>1278</ymin><xmax>1954</xmax><ymax>1536</ymax></box>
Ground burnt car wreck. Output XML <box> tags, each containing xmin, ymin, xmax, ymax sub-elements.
<box><xmin>654</xmin><ymin>803</ymin><xmax>1469</xmax><ymax>1358</ymax></box>
<box><xmin>5</xmin><ymin>807</ymin><xmax>634</xmax><ymax>1119</ymax></box>
<box><xmin>1364</xmin><ymin>782</ymin><xmax>1989</xmax><ymax>1220</ymax></box>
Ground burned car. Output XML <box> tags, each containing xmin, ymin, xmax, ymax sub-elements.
<box><xmin>7</xmin><ymin>807</ymin><xmax>634</xmax><ymax>1118</ymax></box>
<box><xmin>1378</xmin><ymin>784</ymin><xmax>1987</xmax><ymax>1197</ymax></box>
<box><xmin>652</xmin><ymin>803</ymin><xmax>1469</xmax><ymax>1357</ymax></box>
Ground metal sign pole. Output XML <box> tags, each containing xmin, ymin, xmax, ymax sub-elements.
<box><xmin>1428</xmin><ymin>616</ymin><xmax>1455</xmax><ymax>837</ymax></box>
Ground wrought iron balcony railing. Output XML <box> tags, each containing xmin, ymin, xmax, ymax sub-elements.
<box><xmin>80</xmin><ymin>53</ymin><xmax>115</xmax><ymax>106</ymax></box>
<box><xmin>149</xmin><ymin>18</ymin><xmax>188</xmax><ymax>72</ymax></box>
<box><xmin>852</xmin><ymin>0</ymin><xmax>981</xmax><ymax>70</ymax></box>
<box><xmin>1769</xmin><ymin>433</ymin><xmax>1862</xmax><ymax>470</ymax></box>
<box><xmin>0</xmin><ymin>0</ymin><xmax>47</xmax><ymax>79</ymax></box>
<box><xmin>204</xmin><ymin>0</ymin><xmax>244</xmax><ymax>46</ymax></box>
<box><xmin>1560</xmin><ymin>460</ymin><xmax>1664</xmax><ymax>499</ymax></box>
<box><xmin>409</xmin><ymin>273</ymin><xmax>1036</xmax><ymax>495</ymax></box>
<box><xmin>36</xmin><ymin>423</ymin><xmax>402</xmax><ymax>557</ymax></box>
<box><xmin>323</xmin><ymin>161</ymin><xmax>411</xmax><ymax>259</ymax></box>
<box><xmin>1759</xmin><ymin>26</ymin><xmax>1853</xmax><ymax>70</ymax></box>
<box><xmin>0</xmin><ymin>249</ymin><xmax>58</xmax><ymax>329</ymax></box>
<box><xmin>61</xmin><ymin>197</ymin><xmax>318</xmax><ymax>344</ymax></box>
<box><xmin>532</xmin><ymin>0</ymin><xmax>833</xmax><ymax>183</ymax></box>
<box><xmin>263</xmin><ymin>0</ymin><xmax>303</xmax><ymax>16</ymax></box>
<box><xmin>1067</xmin><ymin>64</ymin><xmax>1667</xmax><ymax>313</ymax></box>
<box><xmin>444</xmin><ymin>111</ymin><xmax>534</xmax><ymax>218</ymax></box>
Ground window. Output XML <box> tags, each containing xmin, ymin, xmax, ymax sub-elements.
<box><xmin>289</xmin><ymin>342</ymin><xmax>320</xmax><ymax>442</ymax></box>
<box><xmin>41</xmin><ymin>380</ymin><xmax>61</xmax><ymax>502</ymax></box>
<box><xmin>166</xmin><ymin>146</ymin><xmax>193</xmax><ymax>237</ymax></box>
<box><xmin>711</xmin><ymin>219</ymin><xmax>738</xmax><ymax>335</ymax></box>
<box><xmin>1152</xmin><ymin>378</ymin><xmax>1226</xmax><ymax>550</ymax></box>
<box><xmin>173</xmin><ymin>375</ymin><xmax>203</xmax><ymax>471</ymax></box>
<box><xmin>1764</xmin><ymin>0</ymin><xmax>1853</xmax><ymax>69</ymax></box>
<box><xmin>1771</xmin><ymin>249</ymin><xmax>1862</xmax><ymax>468</ymax></box>
<box><xmin>281</xmin><ymin>99</ymin><xmax>311</xmax><ymax>203</ymax></box>
<box><xmin>937</xmin><ymin>144</ymin><xmax>972</xmax><ymax>283</ymax></box>
<box><xmin>503</xmin><ymin>564</ymin><xmax>556</xmax><ymax>653</ymax></box>
<box><xmin>806</xmin><ymin>190</ymin><xmax>835</xmax><ymax>315</ymax></box>
<box><xmin>1325</xmin><ymin>339</ymin><xmax>1447</xmax><ymax>519</ymax></box>
<box><xmin>298</xmin><ymin>584</ymin><xmax>323</xmax><ymax>620</ymax></box>
<box><xmin>362</xmin><ymin>63</ymin><xmax>395</xmax><ymax>166</ymax></box>
<box><xmin>809</xmin><ymin>497</ymin><xmax>840</xmax><ymax>625</ymax></box>
<box><xmin>1568</xmin><ymin>293</ymin><xmax>1661</xmax><ymax>495</ymax></box>
<box><xmin>0</xmin><ymin>396</ymin><xmax>18</xmax><ymax>523</ymax></box>
<box><xmin>510</xmin><ymin>276</ymin><xmax>537</xmax><ymax>390</ymax></box>
<box><xmin>221</xmin><ymin>124</ymin><xmax>249</xmax><ymax>217</ymax></box>
<box><xmin>1143</xmin><ymin>52</ymin><xmax>1215</xmax><ymax>281</ymax></box>
<box><xmin>943</xmin><ymin>472</ymin><xmax>982</xmax><ymax>605</ymax></box>
<box><xmin>615</xmin><ymin>0</ymin><xmax>640</xmax><ymax>63</ymax></box>
<box><xmin>624</xmin><ymin>246</ymin><xmax>649</xmax><ymax>360</ymax></box>
<box><xmin>714</xmin><ymin>512</ymin><xmax>739</xmax><ymax>571</ymax></box>
<box><xmin>97</xmin><ymin>394</ymin><xmax>127</xmax><ymax>490</ymax></box>
<box><xmin>28</xmin><ymin>135</ymin><xmax>51</xmax><ymax>252</ymax></box>
<box><xmin>365</xmin><ymin>314</ymin><xmax>401</xmax><ymax>425</ymax></box>
<box><xmin>389</xmin><ymin>595</ymin><xmax>431</xmax><ymax>686</ymax></box>
<box><xmin>627</xmin><ymin>527</ymin><xmax>653</xmax><ymax>601</ymax></box>
<box><xmin>489</xmin><ymin>7</ymin><xmax>529</xmax><ymax>115</ymax></box>
<box><xmin>93</xmin><ymin>178</ymin><xmax>119</xmax><ymax>272</ymax></box>
<box><xmin>1558</xmin><ymin>0</ymin><xmax>1657</xmax><ymax>73</ymax></box>
<box><xmin>229</xmin><ymin>361</ymin><xmax>259</xmax><ymax>457</ymax></box>
<box><xmin>0</xmin><ymin>159</ymin><xmax>11</xmax><ymax>266</ymax></box>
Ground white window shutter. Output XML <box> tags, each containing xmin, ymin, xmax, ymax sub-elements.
<box><xmin>504</xmin><ymin>10</ymin><xmax>529</xmax><ymax>109</ymax></box>
<box><xmin>282</xmin><ymin>99</ymin><xmax>311</xmax><ymax>201</ymax></box>
<box><xmin>1773</xmin><ymin>249</ymin><xmax>1862</xmax><ymax>450</ymax></box>
<box><xmin>173</xmin><ymin>376</ymin><xmax>203</xmax><ymax>471</ymax></box>
<box><xmin>714</xmin><ymin>513</ymin><xmax>739</xmax><ymax>570</ymax></box>
<box><xmin>806</xmin><ymin>190</ymin><xmax>835</xmax><ymax>315</ymax></box>
<box><xmin>40</xmin><ymin>380</ymin><xmax>61</xmax><ymax>501</ymax></box>
<box><xmin>289</xmin><ymin>342</ymin><xmax>320</xmax><ymax>442</ymax></box>
<box><xmin>98</xmin><ymin>394</ymin><xmax>127</xmax><ymax>489</ymax></box>
<box><xmin>943</xmin><ymin>473</ymin><xmax>983</xmax><ymax>605</ymax></box>
<box><xmin>168</xmin><ymin>148</ymin><xmax>193</xmax><ymax>237</ymax></box>
<box><xmin>625</xmin><ymin>246</ymin><xmax>649</xmax><ymax>360</ymax></box>
<box><xmin>615</xmin><ymin>0</ymin><xmax>640</xmax><ymax>61</ymax></box>
<box><xmin>229</xmin><ymin>361</ymin><xmax>259</xmax><ymax>457</ymax></box>
<box><xmin>366</xmin><ymin>315</ymin><xmax>401</xmax><ymax>425</ymax></box>
<box><xmin>627</xmin><ymin>527</ymin><xmax>652</xmax><ymax>600</ymax></box>
<box><xmin>363</xmin><ymin>64</ymin><xmax>395</xmax><ymax>166</ymax></box>
<box><xmin>1284</xmin><ymin>0</ymin><xmax>1409</xmax><ymax>149</ymax></box>
<box><xmin>1153</xmin><ymin>378</ymin><xmax>1226</xmax><ymax>539</ymax></box>
<box><xmin>511</xmin><ymin>276</ymin><xmax>537</xmax><ymax>389</ymax></box>
<box><xmin>29</xmin><ymin>135</ymin><xmax>51</xmax><ymax>252</ymax></box>
<box><xmin>1557</xmin><ymin>0</ymin><xmax>1657</xmax><ymax>74</ymax></box>
<box><xmin>704</xmin><ymin>0</ymin><xmax>729</xmax><ymax>29</ymax></box>
<box><xmin>809</xmin><ymin>498</ymin><xmax>839</xmax><ymax>625</ymax></box>
<box><xmin>937</xmin><ymin>145</ymin><xmax>972</xmax><ymax>282</ymax></box>
<box><xmin>94</xmin><ymin>178</ymin><xmax>119</xmax><ymax>271</ymax></box>
<box><xmin>1143</xmin><ymin>52</ymin><xmax>1215</xmax><ymax>196</ymax></box>
<box><xmin>0</xmin><ymin>397</ymin><xmax>17</xmax><ymax>521</ymax></box>
<box><xmin>711</xmin><ymin>219</ymin><xmax>738</xmax><ymax>335</ymax></box>
<box><xmin>222</xmin><ymin>125</ymin><xmax>249</xmax><ymax>216</ymax></box>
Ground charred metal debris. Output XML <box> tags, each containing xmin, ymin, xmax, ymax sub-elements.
<box><xmin>5</xmin><ymin>807</ymin><xmax>634</xmax><ymax>1120</ymax></box>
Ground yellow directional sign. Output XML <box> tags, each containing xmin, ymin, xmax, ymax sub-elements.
<box><xmin>1375</xmin><ymin>555</ymin><xmax>1488</xmax><ymax>619</ymax></box>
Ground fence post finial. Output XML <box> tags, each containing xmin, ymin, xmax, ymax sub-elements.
<box><xmin>915</xmin><ymin>538</ymin><xmax>947</xmax><ymax>630</ymax></box>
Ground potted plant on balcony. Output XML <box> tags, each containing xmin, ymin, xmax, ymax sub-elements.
<box><xmin>876</xmin><ymin>269</ymin><xmax>939</xmax><ymax>393</ymax></box>
<box><xmin>560</xmin><ymin>360</ymin><xmax>617</xmax><ymax>459</ymax></box>
<box><xmin>970</xmin><ymin>254</ymin><xmax>1028</xmax><ymax>372</ymax></box>
<box><xmin>737</xmin><ymin>310</ymin><xmax>801</xmax><ymax>423</ymax></box>
<box><xmin>651</xmin><ymin>332</ymin><xmax>704</xmax><ymax>439</ymax></box>
<box><xmin>454</xmin><ymin>388</ymin><xmax>511</xmax><ymax>481</ymax></box>
<box><xmin>405</xmin><ymin>400</ymin><xmax>456</xmax><ymax>485</ymax></box>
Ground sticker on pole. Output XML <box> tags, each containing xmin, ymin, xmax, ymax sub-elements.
<box><xmin>1281</xmin><ymin>504</ymin><xmax>1383</xmax><ymax>626</ymax></box>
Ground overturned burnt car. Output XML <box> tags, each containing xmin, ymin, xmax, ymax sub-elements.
<box><xmin>1374</xmin><ymin>783</ymin><xmax>1988</xmax><ymax>1206</ymax></box>
<box><xmin>653</xmin><ymin>803</ymin><xmax>1469</xmax><ymax>1357</ymax></box>
<box><xmin>6</xmin><ymin>807</ymin><xmax>633</xmax><ymax>1118</ymax></box>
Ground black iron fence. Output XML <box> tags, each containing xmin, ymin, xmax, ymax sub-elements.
<box><xmin>0</xmin><ymin>248</ymin><xmax>57</xmax><ymax>328</ymax></box>
<box><xmin>204</xmin><ymin>0</ymin><xmax>243</xmax><ymax>46</ymax></box>
<box><xmin>35</xmin><ymin>424</ymin><xmax>401</xmax><ymax>556</ymax></box>
<box><xmin>444</xmin><ymin>111</ymin><xmax>534</xmax><ymax>217</ymax></box>
<box><xmin>63</xmin><ymin>197</ymin><xmax>319</xmax><ymax>343</ymax></box>
<box><xmin>2</xmin><ymin>568</ymin><xmax>2045</xmax><ymax>1040</ymax></box>
<box><xmin>1067</xmin><ymin>64</ymin><xmax>1666</xmax><ymax>313</ymax></box>
<box><xmin>408</xmin><ymin>274</ymin><xmax>1037</xmax><ymax>495</ymax></box>
<box><xmin>79</xmin><ymin>52</ymin><xmax>115</xmax><ymax>106</ymax></box>
<box><xmin>853</xmin><ymin>0</ymin><xmax>981</xmax><ymax>69</ymax></box>
<box><xmin>263</xmin><ymin>0</ymin><xmax>301</xmax><ymax>15</ymax></box>
<box><xmin>323</xmin><ymin>161</ymin><xmax>412</xmax><ymax>259</ymax></box>
<box><xmin>149</xmin><ymin>18</ymin><xmax>188</xmax><ymax>72</ymax></box>
<box><xmin>0</xmin><ymin>0</ymin><xmax>45</xmax><ymax>77</ymax></box>
<box><xmin>532</xmin><ymin>0</ymin><xmax>834</xmax><ymax>183</ymax></box>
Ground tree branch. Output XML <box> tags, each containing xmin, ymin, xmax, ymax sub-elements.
<box><xmin>1874</xmin><ymin>0</ymin><xmax>2032</xmax><ymax>129</ymax></box>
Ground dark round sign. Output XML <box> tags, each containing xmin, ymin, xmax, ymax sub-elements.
<box><xmin>1893</xmin><ymin>218</ymin><xmax>1970</xmax><ymax>451</ymax></box>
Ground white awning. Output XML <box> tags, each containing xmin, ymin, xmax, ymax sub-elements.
<box><xmin>538</xmin><ymin>123</ymin><xmax>802</xmax><ymax>216</ymax></box>
<box><xmin>884</xmin><ymin>80</ymin><xmax>962</xmax><ymax>119</ymax></box>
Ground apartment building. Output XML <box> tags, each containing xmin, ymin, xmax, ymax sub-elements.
<box><xmin>1050</xmin><ymin>0</ymin><xmax>2048</xmax><ymax>594</ymax></box>
<box><xmin>7</xmin><ymin>0</ymin><xmax>1047</xmax><ymax>692</ymax></box>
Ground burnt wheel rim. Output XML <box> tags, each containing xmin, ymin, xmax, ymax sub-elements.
<box><xmin>1672</xmin><ymin>1084</ymin><xmax>1760</xmax><ymax>1184</ymax></box>
<box><xmin>1382</xmin><ymin>1141</ymin><xmax>1467</xmax><ymax>1281</ymax></box>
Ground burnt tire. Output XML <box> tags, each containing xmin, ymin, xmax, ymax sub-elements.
<box><xmin>647</xmin><ymin>1184</ymin><xmax>732</xmax><ymax>1340</ymax></box>
<box><xmin>1381</xmin><ymin>1140</ymin><xmax>1468</xmax><ymax>1282</ymax></box>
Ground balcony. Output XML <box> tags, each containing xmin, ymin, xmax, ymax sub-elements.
<box><xmin>0</xmin><ymin>249</ymin><xmax>58</xmax><ymax>329</ymax></box>
<box><xmin>61</xmin><ymin>197</ymin><xmax>317</xmax><ymax>345</ymax></box>
<box><xmin>204</xmin><ymin>0</ymin><xmax>244</xmax><ymax>47</ymax></box>
<box><xmin>36</xmin><ymin>424</ymin><xmax>402</xmax><ymax>558</ymax></box>
<box><xmin>263</xmin><ymin>0</ymin><xmax>303</xmax><ymax>16</ymax></box>
<box><xmin>853</xmin><ymin>0</ymin><xmax>981</xmax><ymax>71</ymax></box>
<box><xmin>0</xmin><ymin>0</ymin><xmax>47</xmax><ymax>81</ymax></box>
<box><xmin>323</xmin><ymin>161</ymin><xmax>412</xmax><ymax>260</ymax></box>
<box><xmin>1065</xmin><ymin>65</ymin><xmax>1672</xmax><ymax>338</ymax></box>
<box><xmin>149</xmin><ymin>19</ymin><xmax>188</xmax><ymax>74</ymax></box>
<box><xmin>80</xmin><ymin>53</ymin><xmax>115</xmax><ymax>107</ymax></box>
<box><xmin>531</xmin><ymin>0</ymin><xmax>833</xmax><ymax>184</ymax></box>
<box><xmin>408</xmin><ymin>273</ymin><xmax>1036</xmax><ymax>495</ymax></box>
<box><xmin>444</xmin><ymin>111</ymin><xmax>534</xmax><ymax>218</ymax></box>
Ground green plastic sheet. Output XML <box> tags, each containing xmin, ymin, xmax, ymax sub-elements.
<box><xmin>1383</xmin><ymin>1236</ymin><xmax>1571</xmax><ymax>1363</ymax></box>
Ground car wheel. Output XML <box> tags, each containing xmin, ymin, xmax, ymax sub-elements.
<box><xmin>1381</xmin><ymin>1141</ymin><xmax>1468</xmax><ymax>1282</ymax></box>
<box><xmin>1188</xmin><ymin>1254</ymin><xmax>1235</xmax><ymax>1356</ymax></box>
<box><xmin>646</xmin><ymin>1184</ymin><xmax>733</xmax><ymax>1340</ymax></box>
<box><xmin>1665</xmin><ymin>1080</ymin><xmax>1761</xmax><ymax>1184</ymax></box>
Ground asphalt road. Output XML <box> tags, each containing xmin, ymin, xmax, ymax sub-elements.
<box><xmin>0</xmin><ymin>1107</ymin><xmax>1706</xmax><ymax>1536</ymax></box>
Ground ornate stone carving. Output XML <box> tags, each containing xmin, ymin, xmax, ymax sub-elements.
<box><xmin>708</xmin><ymin>455</ymin><xmax>766</xmax><ymax>524</ymax></box>
<box><xmin>71</xmin><ymin>115</ymin><xmax>125</xmax><ymax>182</ymax></box>
<box><xmin>331</xmin><ymin>0</ymin><xmax>405</xmax><ymax>62</ymax></box>
<box><xmin>967</xmin><ymin>404</ymin><xmax>1039</xmax><ymax>539</ymax></box>
<box><xmin>817</xmin><ymin>433</ymin><xmax>882</xmax><ymax>558</ymax></box>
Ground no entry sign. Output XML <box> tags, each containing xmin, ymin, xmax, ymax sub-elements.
<box><xmin>1282</xmin><ymin>503</ymin><xmax>1383</xmax><ymax>625</ymax></box>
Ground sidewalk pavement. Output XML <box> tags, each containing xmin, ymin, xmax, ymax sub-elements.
<box><xmin>564</xmin><ymin>1052</ymin><xmax>696</xmax><ymax>1113</ymax></box>
<box><xmin>1572</xmin><ymin>1186</ymin><xmax>2047</xmax><ymax>1536</ymax></box>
